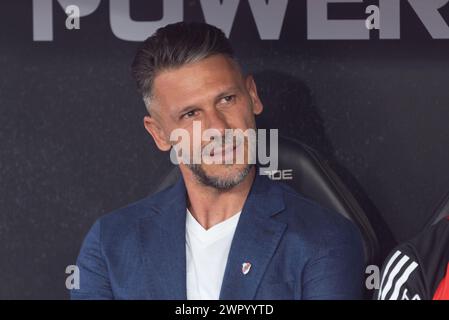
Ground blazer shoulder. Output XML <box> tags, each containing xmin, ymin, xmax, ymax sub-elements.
<box><xmin>95</xmin><ymin>183</ymin><xmax>178</xmax><ymax>233</ymax></box>
<box><xmin>274</xmin><ymin>181</ymin><xmax>363</xmax><ymax>249</ymax></box>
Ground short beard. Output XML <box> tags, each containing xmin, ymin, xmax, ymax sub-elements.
<box><xmin>186</xmin><ymin>163</ymin><xmax>253</xmax><ymax>191</ymax></box>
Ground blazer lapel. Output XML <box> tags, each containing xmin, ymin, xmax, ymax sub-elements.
<box><xmin>137</xmin><ymin>178</ymin><xmax>188</xmax><ymax>299</ymax></box>
<box><xmin>136</xmin><ymin>173</ymin><xmax>287</xmax><ymax>300</ymax></box>
<box><xmin>219</xmin><ymin>174</ymin><xmax>287</xmax><ymax>300</ymax></box>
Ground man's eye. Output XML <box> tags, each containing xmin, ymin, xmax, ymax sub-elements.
<box><xmin>221</xmin><ymin>95</ymin><xmax>236</xmax><ymax>104</ymax></box>
<box><xmin>182</xmin><ymin>110</ymin><xmax>197</xmax><ymax>119</ymax></box>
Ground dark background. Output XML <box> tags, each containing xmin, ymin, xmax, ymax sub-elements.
<box><xmin>1</xmin><ymin>0</ymin><xmax>449</xmax><ymax>299</ymax></box>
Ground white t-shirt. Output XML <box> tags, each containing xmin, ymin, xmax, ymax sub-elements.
<box><xmin>186</xmin><ymin>208</ymin><xmax>241</xmax><ymax>300</ymax></box>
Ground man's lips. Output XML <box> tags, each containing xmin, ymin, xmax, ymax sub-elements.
<box><xmin>208</xmin><ymin>140</ymin><xmax>242</xmax><ymax>157</ymax></box>
<box><xmin>210</xmin><ymin>144</ymin><xmax>236</xmax><ymax>157</ymax></box>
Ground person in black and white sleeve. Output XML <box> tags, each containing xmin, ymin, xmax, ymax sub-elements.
<box><xmin>376</xmin><ymin>217</ymin><xmax>449</xmax><ymax>300</ymax></box>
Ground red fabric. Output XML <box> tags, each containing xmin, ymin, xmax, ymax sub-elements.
<box><xmin>433</xmin><ymin>263</ymin><xmax>449</xmax><ymax>300</ymax></box>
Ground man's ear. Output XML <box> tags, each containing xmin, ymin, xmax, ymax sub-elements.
<box><xmin>143</xmin><ymin>115</ymin><xmax>172</xmax><ymax>151</ymax></box>
<box><xmin>245</xmin><ymin>75</ymin><xmax>263</xmax><ymax>115</ymax></box>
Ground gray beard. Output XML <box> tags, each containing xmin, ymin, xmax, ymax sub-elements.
<box><xmin>186</xmin><ymin>163</ymin><xmax>253</xmax><ymax>191</ymax></box>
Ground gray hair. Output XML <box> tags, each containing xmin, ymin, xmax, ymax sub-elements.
<box><xmin>131</xmin><ymin>22</ymin><xmax>238</xmax><ymax>113</ymax></box>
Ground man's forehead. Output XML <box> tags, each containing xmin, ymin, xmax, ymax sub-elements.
<box><xmin>152</xmin><ymin>55</ymin><xmax>243</xmax><ymax>107</ymax></box>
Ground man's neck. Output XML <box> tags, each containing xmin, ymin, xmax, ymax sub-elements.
<box><xmin>182</xmin><ymin>166</ymin><xmax>255</xmax><ymax>230</ymax></box>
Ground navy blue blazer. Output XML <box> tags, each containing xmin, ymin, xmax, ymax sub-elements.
<box><xmin>72</xmin><ymin>173</ymin><xmax>365</xmax><ymax>300</ymax></box>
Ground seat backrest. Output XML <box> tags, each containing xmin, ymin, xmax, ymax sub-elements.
<box><xmin>153</xmin><ymin>136</ymin><xmax>379</xmax><ymax>263</ymax></box>
<box><xmin>429</xmin><ymin>190</ymin><xmax>449</xmax><ymax>226</ymax></box>
<box><xmin>274</xmin><ymin>136</ymin><xmax>379</xmax><ymax>263</ymax></box>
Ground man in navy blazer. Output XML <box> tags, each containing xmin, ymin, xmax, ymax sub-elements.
<box><xmin>72</xmin><ymin>22</ymin><xmax>364</xmax><ymax>300</ymax></box>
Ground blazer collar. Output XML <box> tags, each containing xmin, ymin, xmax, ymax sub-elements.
<box><xmin>138</xmin><ymin>170</ymin><xmax>287</xmax><ymax>299</ymax></box>
<box><xmin>219</xmin><ymin>173</ymin><xmax>287</xmax><ymax>299</ymax></box>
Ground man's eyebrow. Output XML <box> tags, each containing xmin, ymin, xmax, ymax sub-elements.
<box><xmin>174</xmin><ymin>86</ymin><xmax>241</xmax><ymax>117</ymax></box>
<box><xmin>214</xmin><ymin>86</ymin><xmax>240</xmax><ymax>101</ymax></box>
<box><xmin>177</xmin><ymin>104</ymin><xmax>198</xmax><ymax>116</ymax></box>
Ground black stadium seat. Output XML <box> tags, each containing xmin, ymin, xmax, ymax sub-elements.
<box><xmin>429</xmin><ymin>190</ymin><xmax>449</xmax><ymax>226</ymax></box>
<box><xmin>153</xmin><ymin>136</ymin><xmax>379</xmax><ymax>264</ymax></box>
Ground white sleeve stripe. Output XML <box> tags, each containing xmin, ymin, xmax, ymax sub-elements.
<box><xmin>389</xmin><ymin>261</ymin><xmax>419</xmax><ymax>300</ymax></box>
<box><xmin>378</xmin><ymin>250</ymin><xmax>402</xmax><ymax>299</ymax></box>
<box><xmin>380</xmin><ymin>254</ymin><xmax>410</xmax><ymax>300</ymax></box>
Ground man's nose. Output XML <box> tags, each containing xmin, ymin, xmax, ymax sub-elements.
<box><xmin>203</xmin><ymin>108</ymin><xmax>228</xmax><ymax>135</ymax></box>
